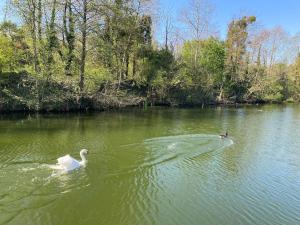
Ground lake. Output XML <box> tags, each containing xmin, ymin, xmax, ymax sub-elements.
<box><xmin>1</xmin><ymin>105</ymin><xmax>300</xmax><ymax>225</ymax></box>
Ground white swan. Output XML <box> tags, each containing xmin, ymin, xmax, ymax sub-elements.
<box><xmin>50</xmin><ymin>149</ymin><xmax>89</xmax><ymax>172</ymax></box>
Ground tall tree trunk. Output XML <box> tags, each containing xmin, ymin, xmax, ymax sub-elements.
<box><xmin>37</xmin><ymin>0</ymin><xmax>48</xmax><ymax>69</ymax></box>
<box><xmin>125</xmin><ymin>53</ymin><xmax>129</xmax><ymax>78</ymax></box>
<box><xmin>256</xmin><ymin>45</ymin><xmax>261</xmax><ymax>66</ymax></box>
<box><xmin>79</xmin><ymin>0</ymin><xmax>87</xmax><ymax>92</ymax></box>
<box><xmin>64</xmin><ymin>0</ymin><xmax>75</xmax><ymax>76</ymax></box>
<box><xmin>31</xmin><ymin>0</ymin><xmax>39</xmax><ymax>73</ymax></box>
<box><xmin>124</xmin><ymin>34</ymin><xmax>132</xmax><ymax>79</ymax></box>
<box><xmin>165</xmin><ymin>21</ymin><xmax>168</xmax><ymax>50</ymax></box>
<box><xmin>32</xmin><ymin>32</ymin><xmax>39</xmax><ymax>72</ymax></box>
<box><xmin>62</xmin><ymin>0</ymin><xmax>67</xmax><ymax>46</ymax></box>
<box><xmin>46</xmin><ymin>0</ymin><xmax>57</xmax><ymax>77</ymax></box>
<box><xmin>132</xmin><ymin>55</ymin><xmax>136</xmax><ymax>78</ymax></box>
<box><xmin>37</xmin><ymin>0</ymin><xmax>42</xmax><ymax>42</ymax></box>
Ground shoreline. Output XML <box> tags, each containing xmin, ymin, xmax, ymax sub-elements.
<box><xmin>0</xmin><ymin>101</ymin><xmax>297</xmax><ymax>114</ymax></box>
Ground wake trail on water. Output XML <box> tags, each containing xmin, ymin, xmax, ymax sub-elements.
<box><xmin>142</xmin><ymin>134</ymin><xmax>234</xmax><ymax>167</ymax></box>
<box><xmin>0</xmin><ymin>160</ymin><xmax>90</xmax><ymax>221</ymax></box>
<box><xmin>114</xmin><ymin>134</ymin><xmax>234</xmax><ymax>176</ymax></box>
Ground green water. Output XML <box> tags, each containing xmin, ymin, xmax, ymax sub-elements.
<box><xmin>1</xmin><ymin>105</ymin><xmax>300</xmax><ymax>225</ymax></box>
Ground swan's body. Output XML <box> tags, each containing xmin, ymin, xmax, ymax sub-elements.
<box><xmin>50</xmin><ymin>149</ymin><xmax>89</xmax><ymax>172</ymax></box>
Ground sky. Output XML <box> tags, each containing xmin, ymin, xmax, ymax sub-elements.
<box><xmin>1</xmin><ymin>0</ymin><xmax>299</xmax><ymax>40</ymax></box>
<box><xmin>157</xmin><ymin>0</ymin><xmax>300</xmax><ymax>39</ymax></box>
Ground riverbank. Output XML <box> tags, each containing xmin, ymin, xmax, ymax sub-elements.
<box><xmin>0</xmin><ymin>72</ymin><xmax>145</xmax><ymax>112</ymax></box>
<box><xmin>0</xmin><ymin>72</ymin><xmax>297</xmax><ymax>113</ymax></box>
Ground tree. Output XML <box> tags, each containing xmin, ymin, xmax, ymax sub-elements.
<box><xmin>12</xmin><ymin>0</ymin><xmax>40</xmax><ymax>73</ymax></box>
<box><xmin>288</xmin><ymin>54</ymin><xmax>300</xmax><ymax>101</ymax></box>
<box><xmin>63</xmin><ymin>0</ymin><xmax>75</xmax><ymax>76</ymax></box>
<box><xmin>95</xmin><ymin>0</ymin><xmax>153</xmax><ymax>84</ymax></box>
<box><xmin>181</xmin><ymin>0</ymin><xmax>216</xmax><ymax>68</ymax></box>
<box><xmin>0</xmin><ymin>35</ymin><xmax>14</xmax><ymax>72</ymax></box>
<box><xmin>157</xmin><ymin>5</ymin><xmax>176</xmax><ymax>51</ymax></box>
<box><xmin>63</xmin><ymin>0</ymin><xmax>101</xmax><ymax>92</ymax></box>
<box><xmin>224</xmin><ymin>16</ymin><xmax>256</xmax><ymax>101</ymax></box>
<box><xmin>179</xmin><ymin>38</ymin><xmax>225</xmax><ymax>101</ymax></box>
<box><xmin>79</xmin><ymin>0</ymin><xmax>88</xmax><ymax>92</ymax></box>
<box><xmin>0</xmin><ymin>21</ymin><xmax>29</xmax><ymax>72</ymax></box>
<box><xmin>45</xmin><ymin>0</ymin><xmax>59</xmax><ymax>77</ymax></box>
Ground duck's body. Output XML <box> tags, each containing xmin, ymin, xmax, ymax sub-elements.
<box><xmin>219</xmin><ymin>131</ymin><xmax>228</xmax><ymax>139</ymax></box>
<box><xmin>50</xmin><ymin>149</ymin><xmax>89</xmax><ymax>172</ymax></box>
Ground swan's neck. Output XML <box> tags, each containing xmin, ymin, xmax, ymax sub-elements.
<box><xmin>80</xmin><ymin>152</ymin><xmax>87</xmax><ymax>165</ymax></box>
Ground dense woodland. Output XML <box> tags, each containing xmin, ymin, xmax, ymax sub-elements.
<box><xmin>0</xmin><ymin>0</ymin><xmax>300</xmax><ymax>112</ymax></box>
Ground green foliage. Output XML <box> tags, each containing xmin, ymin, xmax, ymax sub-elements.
<box><xmin>0</xmin><ymin>21</ymin><xmax>31</xmax><ymax>72</ymax></box>
<box><xmin>0</xmin><ymin>7</ymin><xmax>300</xmax><ymax>112</ymax></box>
<box><xmin>176</xmin><ymin>38</ymin><xmax>225</xmax><ymax>104</ymax></box>
<box><xmin>288</xmin><ymin>55</ymin><xmax>300</xmax><ymax>101</ymax></box>
<box><xmin>0</xmin><ymin>35</ymin><xmax>13</xmax><ymax>72</ymax></box>
<box><xmin>144</xmin><ymin>49</ymin><xmax>175</xmax><ymax>82</ymax></box>
<box><xmin>224</xmin><ymin>16</ymin><xmax>256</xmax><ymax>101</ymax></box>
<box><xmin>0</xmin><ymin>72</ymin><xmax>82</xmax><ymax>111</ymax></box>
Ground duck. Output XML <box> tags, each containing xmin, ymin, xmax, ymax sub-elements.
<box><xmin>50</xmin><ymin>149</ymin><xmax>89</xmax><ymax>172</ymax></box>
<box><xmin>219</xmin><ymin>131</ymin><xmax>228</xmax><ymax>139</ymax></box>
